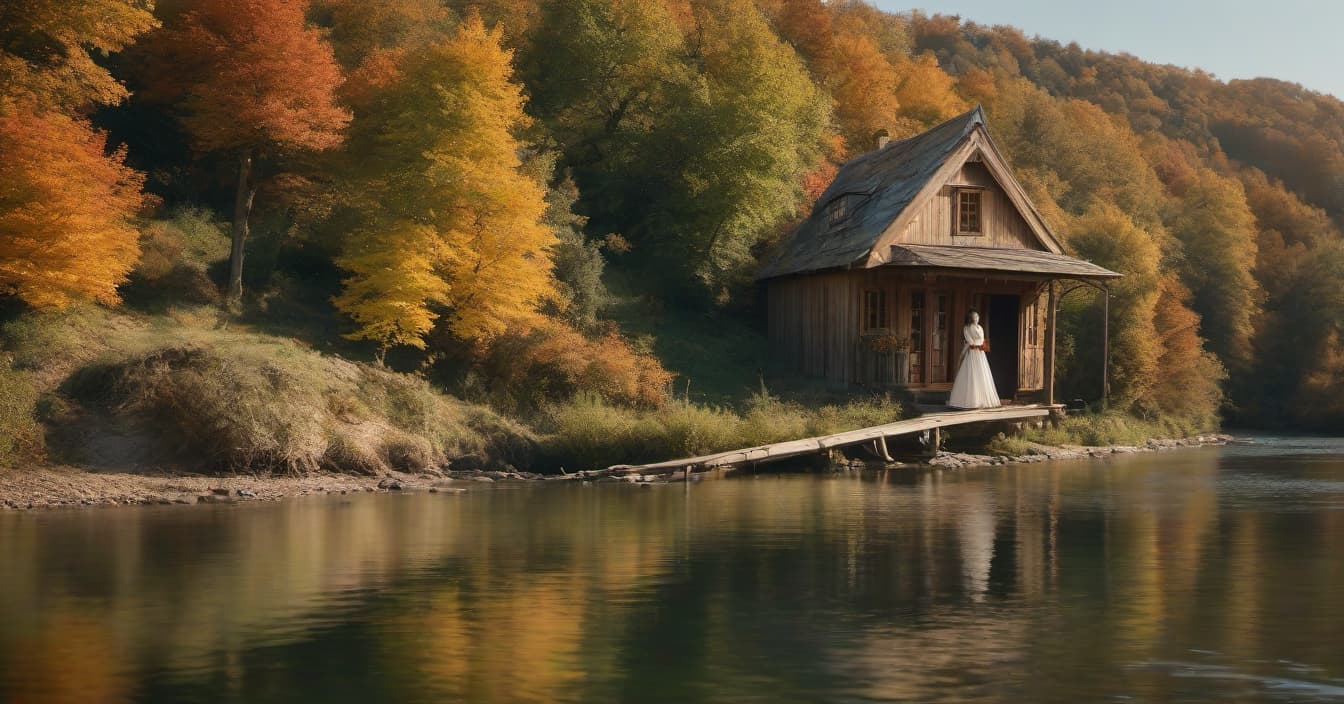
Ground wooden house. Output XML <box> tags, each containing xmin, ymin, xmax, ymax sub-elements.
<box><xmin>757</xmin><ymin>107</ymin><xmax>1121</xmax><ymax>403</ymax></box>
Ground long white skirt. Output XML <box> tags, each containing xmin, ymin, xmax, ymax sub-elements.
<box><xmin>948</xmin><ymin>348</ymin><xmax>1001</xmax><ymax>409</ymax></box>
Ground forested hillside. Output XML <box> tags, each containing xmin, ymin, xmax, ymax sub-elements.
<box><xmin>2</xmin><ymin>0</ymin><xmax>1342</xmax><ymax>472</ymax></box>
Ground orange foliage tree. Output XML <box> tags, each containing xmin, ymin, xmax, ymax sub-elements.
<box><xmin>826</xmin><ymin>32</ymin><xmax>900</xmax><ymax>152</ymax></box>
<box><xmin>137</xmin><ymin>0</ymin><xmax>349</xmax><ymax>308</ymax></box>
<box><xmin>1144</xmin><ymin>276</ymin><xmax>1225</xmax><ymax>426</ymax></box>
<box><xmin>479</xmin><ymin>319</ymin><xmax>673</xmax><ymax>409</ymax></box>
<box><xmin>0</xmin><ymin>0</ymin><xmax>154</xmax><ymax>309</ymax></box>
<box><xmin>0</xmin><ymin>110</ymin><xmax>146</xmax><ymax>308</ymax></box>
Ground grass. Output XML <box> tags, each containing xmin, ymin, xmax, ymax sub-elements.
<box><xmin>0</xmin><ymin>365</ymin><xmax>42</xmax><ymax>467</ymax></box>
<box><xmin>537</xmin><ymin>391</ymin><xmax>902</xmax><ymax>471</ymax></box>
<box><xmin>984</xmin><ymin>411</ymin><xmax>1209</xmax><ymax>456</ymax></box>
<box><xmin>603</xmin><ymin>275</ymin><xmax>771</xmax><ymax>405</ymax></box>
<box><xmin>0</xmin><ymin>304</ymin><xmax>534</xmax><ymax>474</ymax></box>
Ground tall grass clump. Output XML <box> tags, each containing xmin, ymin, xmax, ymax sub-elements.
<box><xmin>986</xmin><ymin>411</ymin><xmax>1208</xmax><ymax>455</ymax></box>
<box><xmin>55</xmin><ymin>337</ymin><xmax>534</xmax><ymax>474</ymax></box>
<box><xmin>538</xmin><ymin>392</ymin><xmax>901</xmax><ymax>471</ymax></box>
<box><xmin>0</xmin><ymin>364</ymin><xmax>42</xmax><ymax>466</ymax></box>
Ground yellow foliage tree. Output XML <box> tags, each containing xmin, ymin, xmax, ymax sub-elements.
<box><xmin>1167</xmin><ymin>168</ymin><xmax>1261</xmax><ymax>370</ymax></box>
<box><xmin>1065</xmin><ymin>202</ymin><xmax>1163</xmax><ymax>410</ymax></box>
<box><xmin>335</xmin><ymin>13</ymin><xmax>556</xmax><ymax>354</ymax></box>
<box><xmin>0</xmin><ymin>0</ymin><xmax>157</xmax><ymax>111</ymax></box>
<box><xmin>891</xmin><ymin>52</ymin><xmax>967</xmax><ymax>136</ymax></box>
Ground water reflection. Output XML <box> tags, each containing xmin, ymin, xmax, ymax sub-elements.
<box><xmin>1</xmin><ymin>440</ymin><xmax>1342</xmax><ymax>703</ymax></box>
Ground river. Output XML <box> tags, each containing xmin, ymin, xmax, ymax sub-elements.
<box><xmin>1</xmin><ymin>438</ymin><xmax>1342</xmax><ymax>703</ymax></box>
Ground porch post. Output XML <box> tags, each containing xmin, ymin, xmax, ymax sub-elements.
<box><xmin>1045</xmin><ymin>280</ymin><xmax>1057</xmax><ymax>406</ymax></box>
<box><xmin>1101</xmin><ymin>283</ymin><xmax>1110</xmax><ymax>411</ymax></box>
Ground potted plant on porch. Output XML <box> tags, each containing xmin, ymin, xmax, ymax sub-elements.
<box><xmin>865</xmin><ymin>330</ymin><xmax>911</xmax><ymax>386</ymax></box>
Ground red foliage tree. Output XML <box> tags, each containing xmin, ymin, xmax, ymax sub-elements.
<box><xmin>138</xmin><ymin>0</ymin><xmax>350</xmax><ymax>308</ymax></box>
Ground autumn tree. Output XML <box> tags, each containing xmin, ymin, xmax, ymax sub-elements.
<box><xmin>890</xmin><ymin>52</ymin><xmax>967</xmax><ymax>136</ymax></box>
<box><xmin>0</xmin><ymin>0</ymin><xmax>153</xmax><ymax>308</ymax></box>
<box><xmin>0</xmin><ymin>0</ymin><xmax>156</xmax><ymax>112</ymax></box>
<box><xmin>1144</xmin><ymin>275</ymin><xmax>1225</xmax><ymax>426</ymax></box>
<box><xmin>0</xmin><ymin>111</ymin><xmax>146</xmax><ymax>308</ymax></box>
<box><xmin>824</xmin><ymin>31</ymin><xmax>899</xmax><ymax>152</ymax></box>
<box><xmin>1166</xmin><ymin>168</ymin><xmax>1260</xmax><ymax>370</ymax></box>
<box><xmin>136</xmin><ymin>0</ymin><xmax>349</xmax><ymax>308</ymax></box>
<box><xmin>1062</xmin><ymin>202</ymin><xmax>1163</xmax><ymax>411</ymax></box>
<box><xmin>334</xmin><ymin>13</ymin><xmax>556</xmax><ymax>356</ymax></box>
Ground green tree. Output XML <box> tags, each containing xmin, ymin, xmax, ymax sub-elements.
<box><xmin>628</xmin><ymin>0</ymin><xmax>829</xmax><ymax>291</ymax></box>
<box><xmin>521</xmin><ymin>0</ymin><xmax>684</xmax><ymax>167</ymax></box>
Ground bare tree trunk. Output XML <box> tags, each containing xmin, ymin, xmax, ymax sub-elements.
<box><xmin>227</xmin><ymin>149</ymin><xmax>257</xmax><ymax>310</ymax></box>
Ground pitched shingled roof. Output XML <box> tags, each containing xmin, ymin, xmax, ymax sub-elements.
<box><xmin>757</xmin><ymin>107</ymin><xmax>988</xmax><ymax>280</ymax></box>
<box><xmin>756</xmin><ymin>106</ymin><xmax>1116</xmax><ymax>283</ymax></box>
<box><xmin>887</xmin><ymin>245</ymin><xmax>1121</xmax><ymax>279</ymax></box>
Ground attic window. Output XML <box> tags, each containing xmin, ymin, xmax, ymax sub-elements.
<box><xmin>826</xmin><ymin>197</ymin><xmax>849</xmax><ymax>230</ymax></box>
<box><xmin>956</xmin><ymin>189</ymin><xmax>982</xmax><ymax>234</ymax></box>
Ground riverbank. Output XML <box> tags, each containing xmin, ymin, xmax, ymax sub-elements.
<box><xmin>0</xmin><ymin>434</ymin><xmax>1235</xmax><ymax>510</ymax></box>
<box><xmin>924</xmin><ymin>433</ymin><xmax>1236</xmax><ymax>469</ymax></box>
<box><xmin>0</xmin><ymin>465</ymin><xmax>545</xmax><ymax>511</ymax></box>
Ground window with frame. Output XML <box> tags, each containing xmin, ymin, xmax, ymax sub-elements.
<box><xmin>863</xmin><ymin>290</ymin><xmax>887</xmax><ymax>331</ymax></box>
<box><xmin>826</xmin><ymin>196</ymin><xmax>849</xmax><ymax>230</ymax></box>
<box><xmin>956</xmin><ymin>189</ymin><xmax>982</xmax><ymax>234</ymax></box>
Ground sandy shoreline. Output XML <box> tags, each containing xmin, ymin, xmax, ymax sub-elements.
<box><xmin>0</xmin><ymin>466</ymin><xmax>541</xmax><ymax>511</ymax></box>
<box><xmin>0</xmin><ymin>435</ymin><xmax>1235</xmax><ymax>511</ymax></box>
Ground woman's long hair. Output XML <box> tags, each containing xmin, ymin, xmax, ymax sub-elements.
<box><xmin>965</xmin><ymin>309</ymin><xmax>979</xmax><ymax>325</ymax></box>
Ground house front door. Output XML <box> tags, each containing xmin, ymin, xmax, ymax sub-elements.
<box><xmin>929</xmin><ymin>291</ymin><xmax>953</xmax><ymax>383</ymax></box>
<box><xmin>986</xmin><ymin>294</ymin><xmax>1020</xmax><ymax>400</ymax></box>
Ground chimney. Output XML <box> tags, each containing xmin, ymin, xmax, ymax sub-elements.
<box><xmin>873</xmin><ymin>129</ymin><xmax>891</xmax><ymax>151</ymax></box>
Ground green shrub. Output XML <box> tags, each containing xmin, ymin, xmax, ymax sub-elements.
<box><xmin>124</xmin><ymin>209</ymin><xmax>230</xmax><ymax>307</ymax></box>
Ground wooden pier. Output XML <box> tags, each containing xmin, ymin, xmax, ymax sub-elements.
<box><xmin>597</xmin><ymin>404</ymin><xmax>1061</xmax><ymax>479</ymax></box>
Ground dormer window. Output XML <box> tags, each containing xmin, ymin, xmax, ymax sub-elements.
<box><xmin>826</xmin><ymin>197</ymin><xmax>848</xmax><ymax>229</ymax></box>
<box><xmin>956</xmin><ymin>189</ymin><xmax>982</xmax><ymax>234</ymax></box>
<box><xmin>825</xmin><ymin>193</ymin><xmax>869</xmax><ymax>232</ymax></box>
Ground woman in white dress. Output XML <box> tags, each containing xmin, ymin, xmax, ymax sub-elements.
<box><xmin>948</xmin><ymin>310</ymin><xmax>1001</xmax><ymax>410</ymax></box>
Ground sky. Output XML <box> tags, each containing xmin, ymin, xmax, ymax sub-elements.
<box><xmin>877</xmin><ymin>0</ymin><xmax>1344</xmax><ymax>99</ymax></box>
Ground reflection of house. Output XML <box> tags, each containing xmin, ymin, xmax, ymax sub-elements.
<box><xmin>758</xmin><ymin>107</ymin><xmax>1120</xmax><ymax>402</ymax></box>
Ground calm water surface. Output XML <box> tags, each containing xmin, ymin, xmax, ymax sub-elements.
<box><xmin>2</xmin><ymin>438</ymin><xmax>1343</xmax><ymax>703</ymax></box>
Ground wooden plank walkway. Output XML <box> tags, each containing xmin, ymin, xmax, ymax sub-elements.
<box><xmin>607</xmin><ymin>404</ymin><xmax>1060</xmax><ymax>476</ymax></box>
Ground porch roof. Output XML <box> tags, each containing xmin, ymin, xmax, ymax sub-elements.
<box><xmin>884</xmin><ymin>244</ymin><xmax>1121</xmax><ymax>280</ymax></box>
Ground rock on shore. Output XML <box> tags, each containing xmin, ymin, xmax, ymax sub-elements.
<box><xmin>926</xmin><ymin>434</ymin><xmax>1233</xmax><ymax>470</ymax></box>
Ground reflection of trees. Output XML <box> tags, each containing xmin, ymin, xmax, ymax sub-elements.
<box><xmin>5</xmin><ymin>612</ymin><xmax>131</xmax><ymax>704</ymax></box>
<box><xmin>2</xmin><ymin>449</ymin><xmax>1343</xmax><ymax>702</ymax></box>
